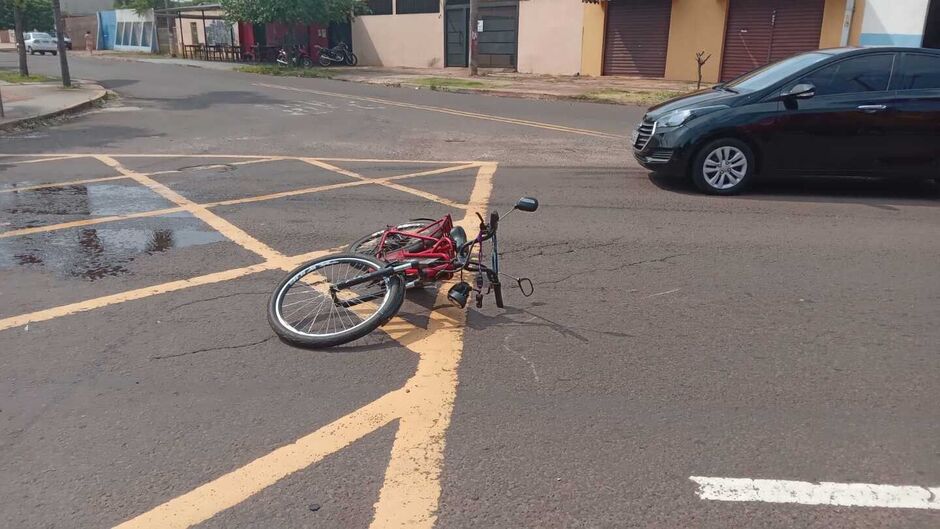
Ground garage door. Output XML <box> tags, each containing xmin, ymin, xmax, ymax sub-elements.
<box><xmin>720</xmin><ymin>0</ymin><xmax>826</xmax><ymax>81</ymax></box>
<box><xmin>603</xmin><ymin>0</ymin><xmax>672</xmax><ymax>76</ymax></box>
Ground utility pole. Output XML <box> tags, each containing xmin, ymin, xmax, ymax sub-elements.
<box><xmin>51</xmin><ymin>0</ymin><xmax>71</xmax><ymax>87</ymax></box>
<box><xmin>468</xmin><ymin>0</ymin><xmax>478</xmax><ymax>76</ymax></box>
<box><xmin>12</xmin><ymin>2</ymin><xmax>29</xmax><ymax>76</ymax></box>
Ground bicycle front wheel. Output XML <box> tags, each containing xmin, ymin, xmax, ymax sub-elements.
<box><xmin>267</xmin><ymin>254</ymin><xmax>404</xmax><ymax>348</ymax></box>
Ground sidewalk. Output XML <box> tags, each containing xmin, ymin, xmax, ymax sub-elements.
<box><xmin>0</xmin><ymin>77</ymin><xmax>108</xmax><ymax>130</ymax></box>
<box><xmin>88</xmin><ymin>52</ymin><xmax>697</xmax><ymax>105</ymax></box>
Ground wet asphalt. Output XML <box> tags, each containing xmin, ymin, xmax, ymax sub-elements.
<box><xmin>1</xmin><ymin>53</ymin><xmax>938</xmax><ymax>529</ymax></box>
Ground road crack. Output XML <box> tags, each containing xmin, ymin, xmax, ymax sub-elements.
<box><xmin>168</xmin><ymin>291</ymin><xmax>269</xmax><ymax>312</ymax></box>
<box><xmin>151</xmin><ymin>336</ymin><xmax>275</xmax><ymax>360</ymax></box>
<box><xmin>538</xmin><ymin>253</ymin><xmax>687</xmax><ymax>286</ymax></box>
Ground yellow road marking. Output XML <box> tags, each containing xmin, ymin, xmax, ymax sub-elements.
<box><xmin>0</xmin><ymin>154</ymin><xmax>481</xmax><ymax>164</ymax></box>
<box><xmin>0</xmin><ymin>248</ymin><xmax>342</xmax><ymax>333</ymax></box>
<box><xmin>369</xmin><ymin>161</ymin><xmax>496</xmax><ymax>529</ymax></box>
<box><xmin>108</xmin><ymin>162</ymin><xmax>496</xmax><ymax>529</ymax></box>
<box><xmin>97</xmin><ymin>156</ymin><xmax>286</xmax><ymax>262</ymax></box>
<box><xmin>4</xmin><ymin>154</ymin><xmax>84</xmax><ymax>164</ymax></box>
<box><xmin>0</xmin><ymin>175</ymin><xmax>132</xmax><ymax>194</ymax></box>
<box><xmin>252</xmin><ymin>82</ymin><xmax>625</xmax><ymax>139</ymax></box>
<box><xmin>0</xmin><ymin>158</ymin><xmax>277</xmax><ymax>195</ymax></box>
<box><xmin>112</xmin><ymin>390</ymin><xmax>405</xmax><ymax>529</ymax></box>
<box><xmin>302</xmin><ymin>158</ymin><xmax>471</xmax><ymax>210</ymax></box>
<box><xmin>0</xmin><ymin>206</ymin><xmax>188</xmax><ymax>239</ymax></box>
<box><xmin>1</xmin><ymin>153</ymin><xmax>498</xmax><ymax>528</ymax></box>
<box><xmin>0</xmin><ymin>163</ymin><xmax>479</xmax><ymax>239</ymax></box>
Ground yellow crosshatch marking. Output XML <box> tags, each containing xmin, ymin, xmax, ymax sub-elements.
<box><xmin>0</xmin><ymin>153</ymin><xmax>496</xmax><ymax>528</ymax></box>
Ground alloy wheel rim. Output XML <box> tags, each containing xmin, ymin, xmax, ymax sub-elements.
<box><xmin>703</xmin><ymin>146</ymin><xmax>747</xmax><ymax>190</ymax></box>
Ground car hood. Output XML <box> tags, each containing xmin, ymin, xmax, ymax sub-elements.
<box><xmin>645</xmin><ymin>88</ymin><xmax>740</xmax><ymax>121</ymax></box>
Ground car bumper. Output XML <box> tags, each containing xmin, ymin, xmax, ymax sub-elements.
<box><xmin>632</xmin><ymin>126</ymin><xmax>693</xmax><ymax>176</ymax></box>
<box><xmin>29</xmin><ymin>44</ymin><xmax>58</xmax><ymax>51</ymax></box>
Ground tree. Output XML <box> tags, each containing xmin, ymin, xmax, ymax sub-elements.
<box><xmin>1</xmin><ymin>0</ymin><xmax>54</xmax><ymax>76</ymax></box>
<box><xmin>219</xmin><ymin>0</ymin><xmax>367</xmax><ymax>25</ymax></box>
<box><xmin>51</xmin><ymin>0</ymin><xmax>70</xmax><ymax>87</ymax></box>
<box><xmin>1</xmin><ymin>0</ymin><xmax>54</xmax><ymax>32</ymax></box>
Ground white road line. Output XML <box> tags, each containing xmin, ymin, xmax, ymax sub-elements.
<box><xmin>690</xmin><ymin>476</ymin><xmax>940</xmax><ymax>510</ymax></box>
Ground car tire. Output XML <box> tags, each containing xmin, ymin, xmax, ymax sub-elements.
<box><xmin>691</xmin><ymin>138</ymin><xmax>756</xmax><ymax>195</ymax></box>
<box><xmin>51</xmin><ymin>51</ymin><xmax>57</xmax><ymax>56</ymax></box>
<box><xmin>28</xmin><ymin>47</ymin><xmax>34</xmax><ymax>55</ymax></box>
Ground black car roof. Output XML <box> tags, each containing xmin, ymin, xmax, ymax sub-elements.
<box><xmin>818</xmin><ymin>46</ymin><xmax>940</xmax><ymax>55</ymax></box>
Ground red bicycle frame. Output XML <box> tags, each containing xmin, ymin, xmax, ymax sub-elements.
<box><xmin>374</xmin><ymin>215</ymin><xmax>459</xmax><ymax>283</ymax></box>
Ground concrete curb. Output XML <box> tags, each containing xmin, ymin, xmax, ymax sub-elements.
<box><xmin>84</xmin><ymin>54</ymin><xmax>678</xmax><ymax>106</ymax></box>
<box><xmin>0</xmin><ymin>82</ymin><xmax>109</xmax><ymax>131</ymax></box>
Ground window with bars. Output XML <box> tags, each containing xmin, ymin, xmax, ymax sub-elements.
<box><xmin>364</xmin><ymin>0</ymin><xmax>393</xmax><ymax>15</ymax></box>
<box><xmin>397</xmin><ymin>0</ymin><xmax>439</xmax><ymax>14</ymax></box>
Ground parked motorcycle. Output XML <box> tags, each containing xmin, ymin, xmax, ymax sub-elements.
<box><xmin>276</xmin><ymin>45</ymin><xmax>314</xmax><ymax>68</ymax></box>
<box><xmin>315</xmin><ymin>42</ymin><xmax>358</xmax><ymax>67</ymax></box>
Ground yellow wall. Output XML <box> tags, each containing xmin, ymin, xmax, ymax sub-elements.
<box><xmin>580</xmin><ymin>2</ymin><xmax>606</xmax><ymax>76</ymax></box>
<box><xmin>664</xmin><ymin>0</ymin><xmax>729</xmax><ymax>83</ymax></box>
<box><xmin>847</xmin><ymin>0</ymin><xmax>865</xmax><ymax>46</ymax></box>
<box><xmin>518</xmin><ymin>0</ymin><xmax>584</xmax><ymax>74</ymax></box>
<box><xmin>819</xmin><ymin>0</ymin><xmax>848</xmax><ymax>48</ymax></box>
<box><xmin>352</xmin><ymin>13</ymin><xmax>444</xmax><ymax>68</ymax></box>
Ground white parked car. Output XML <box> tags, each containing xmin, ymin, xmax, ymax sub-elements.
<box><xmin>20</xmin><ymin>32</ymin><xmax>59</xmax><ymax>55</ymax></box>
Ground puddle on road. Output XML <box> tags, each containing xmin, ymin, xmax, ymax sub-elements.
<box><xmin>0</xmin><ymin>213</ymin><xmax>226</xmax><ymax>281</ymax></box>
<box><xmin>0</xmin><ymin>183</ymin><xmax>174</xmax><ymax>230</ymax></box>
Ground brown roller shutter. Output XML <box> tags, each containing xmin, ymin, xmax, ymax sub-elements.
<box><xmin>603</xmin><ymin>0</ymin><xmax>672</xmax><ymax>77</ymax></box>
<box><xmin>720</xmin><ymin>0</ymin><xmax>826</xmax><ymax>81</ymax></box>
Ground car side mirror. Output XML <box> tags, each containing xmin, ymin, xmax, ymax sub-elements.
<box><xmin>514</xmin><ymin>197</ymin><xmax>538</xmax><ymax>212</ymax></box>
<box><xmin>782</xmin><ymin>83</ymin><xmax>816</xmax><ymax>100</ymax></box>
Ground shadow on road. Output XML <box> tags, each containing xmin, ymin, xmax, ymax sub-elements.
<box><xmin>648</xmin><ymin>171</ymin><xmax>940</xmax><ymax>206</ymax></box>
<box><xmin>144</xmin><ymin>90</ymin><xmax>284</xmax><ymax>111</ymax></box>
<box><xmin>96</xmin><ymin>79</ymin><xmax>140</xmax><ymax>89</ymax></box>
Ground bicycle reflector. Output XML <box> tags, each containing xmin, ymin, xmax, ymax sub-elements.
<box><xmin>447</xmin><ymin>282</ymin><xmax>471</xmax><ymax>308</ymax></box>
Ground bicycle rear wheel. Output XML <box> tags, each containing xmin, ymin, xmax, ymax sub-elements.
<box><xmin>347</xmin><ymin>220</ymin><xmax>435</xmax><ymax>258</ymax></box>
<box><xmin>268</xmin><ymin>254</ymin><xmax>404</xmax><ymax>348</ymax></box>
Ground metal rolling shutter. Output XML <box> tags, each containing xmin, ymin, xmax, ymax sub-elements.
<box><xmin>720</xmin><ymin>0</ymin><xmax>826</xmax><ymax>81</ymax></box>
<box><xmin>603</xmin><ymin>0</ymin><xmax>672</xmax><ymax>76</ymax></box>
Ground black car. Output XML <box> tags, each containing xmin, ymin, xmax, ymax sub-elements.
<box><xmin>633</xmin><ymin>47</ymin><xmax>940</xmax><ymax>195</ymax></box>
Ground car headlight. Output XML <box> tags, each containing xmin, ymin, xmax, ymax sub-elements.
<box><xmin>655</xmin><ymin>105</ymin><xmax>728</xmax><ymax>129</ymax></box>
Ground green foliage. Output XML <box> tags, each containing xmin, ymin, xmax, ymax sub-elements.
<box><xmin>219</xmin><ymin>0</ymin><xmax>368</xmax><ymax>25</ymax></box>
<box><xmin>0</xmin><ymin>0</ymin><xmax>55</xmax><ymax>32</ymax></box>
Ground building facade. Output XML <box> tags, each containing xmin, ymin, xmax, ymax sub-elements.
<box><xmin>352</xmin><ymin>0</ymin><xmax>938</xmax><ymax>80</ymax></box>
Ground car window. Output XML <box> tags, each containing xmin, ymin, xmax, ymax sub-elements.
<box><xmin>797</xmin><ymin>54</ymin><xmax>895</xmax><ymax>96</ymax></box>
<box><xmin>895</xmin><ymin>54</ymin><xmax>940</xmax><ymax>90</ymax></box>
<box><xmin>726</xmin><ymin>52</ymin><xmax>831</xmax><ymax>92</ymax></box>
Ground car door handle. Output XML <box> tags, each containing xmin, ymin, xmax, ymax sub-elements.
<box><xmin>858</xmin><ymin>104</ymin><xmax>888</xmax><ymax>113</ymax></box>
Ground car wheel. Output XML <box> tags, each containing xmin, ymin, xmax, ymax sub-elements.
<box><xmin>51</xmin><ymin>51</ymin><xmax>57</xmax><ymax>56</ymax></box>
<box><xmin>692</xmin><ymin>138</ymin><xmax>755</xmax><ymax>195</ymax></box>
<box><xmin>28</xmin><ymin>47</ymin><xmax>34</xmax><ymax>55</ymax></box>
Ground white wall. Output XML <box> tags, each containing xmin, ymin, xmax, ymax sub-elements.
<box><xmin>859</xmin><ymin>0</ymin><xmax>930</xmax><ymax>46</ymax></box>
<box><xmin>516</xmin><ymin>0</ymin><xmax>584</xmax><ymax>75</ymax></box>
<box><xmin>352</xmin><ymin>13</ymin><xmax>444</xmax><ymax>68</ymax></box>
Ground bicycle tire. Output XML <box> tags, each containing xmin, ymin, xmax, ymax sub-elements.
<box><xmin>267</xmin><ymin>254</ymin><xmax>405</xmax><ymax>348</ymax></box>
<box><xmin>347</xmin><ymin>220</ymin><xmax>436</xmax><ymax>257</ymax></box>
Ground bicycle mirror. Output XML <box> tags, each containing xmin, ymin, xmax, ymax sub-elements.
<box><xmin>515</xmin><ymin>197</ymin><xmax>538</xmax><ymax>212</ymax></box>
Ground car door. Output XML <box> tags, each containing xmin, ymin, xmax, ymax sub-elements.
<box><xmin>884</xmin><ymin>52</ymin><xmax>940</xmax><ymax>177</ymax></box>
<box><xmin>766</xmin><ymin>53</ymin><xmax>897</xmax><ymax>176</ymax></box>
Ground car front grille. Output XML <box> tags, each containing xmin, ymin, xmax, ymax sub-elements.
<box><xmin>634</xmin><ymin>120</ymin><xmax>656</xmax><ymax>150</ymax></box>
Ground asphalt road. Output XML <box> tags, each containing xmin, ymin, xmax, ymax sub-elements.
<box><xmin>1</xmin><ymin>53</ymin><xmax>938</xmax><ymax>529</ymax></box>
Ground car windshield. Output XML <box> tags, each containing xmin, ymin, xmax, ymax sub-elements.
<box><xmin>724</xmin><ymin>52</ymin><xmax>831</xmax><ymax>92</ymax></box>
